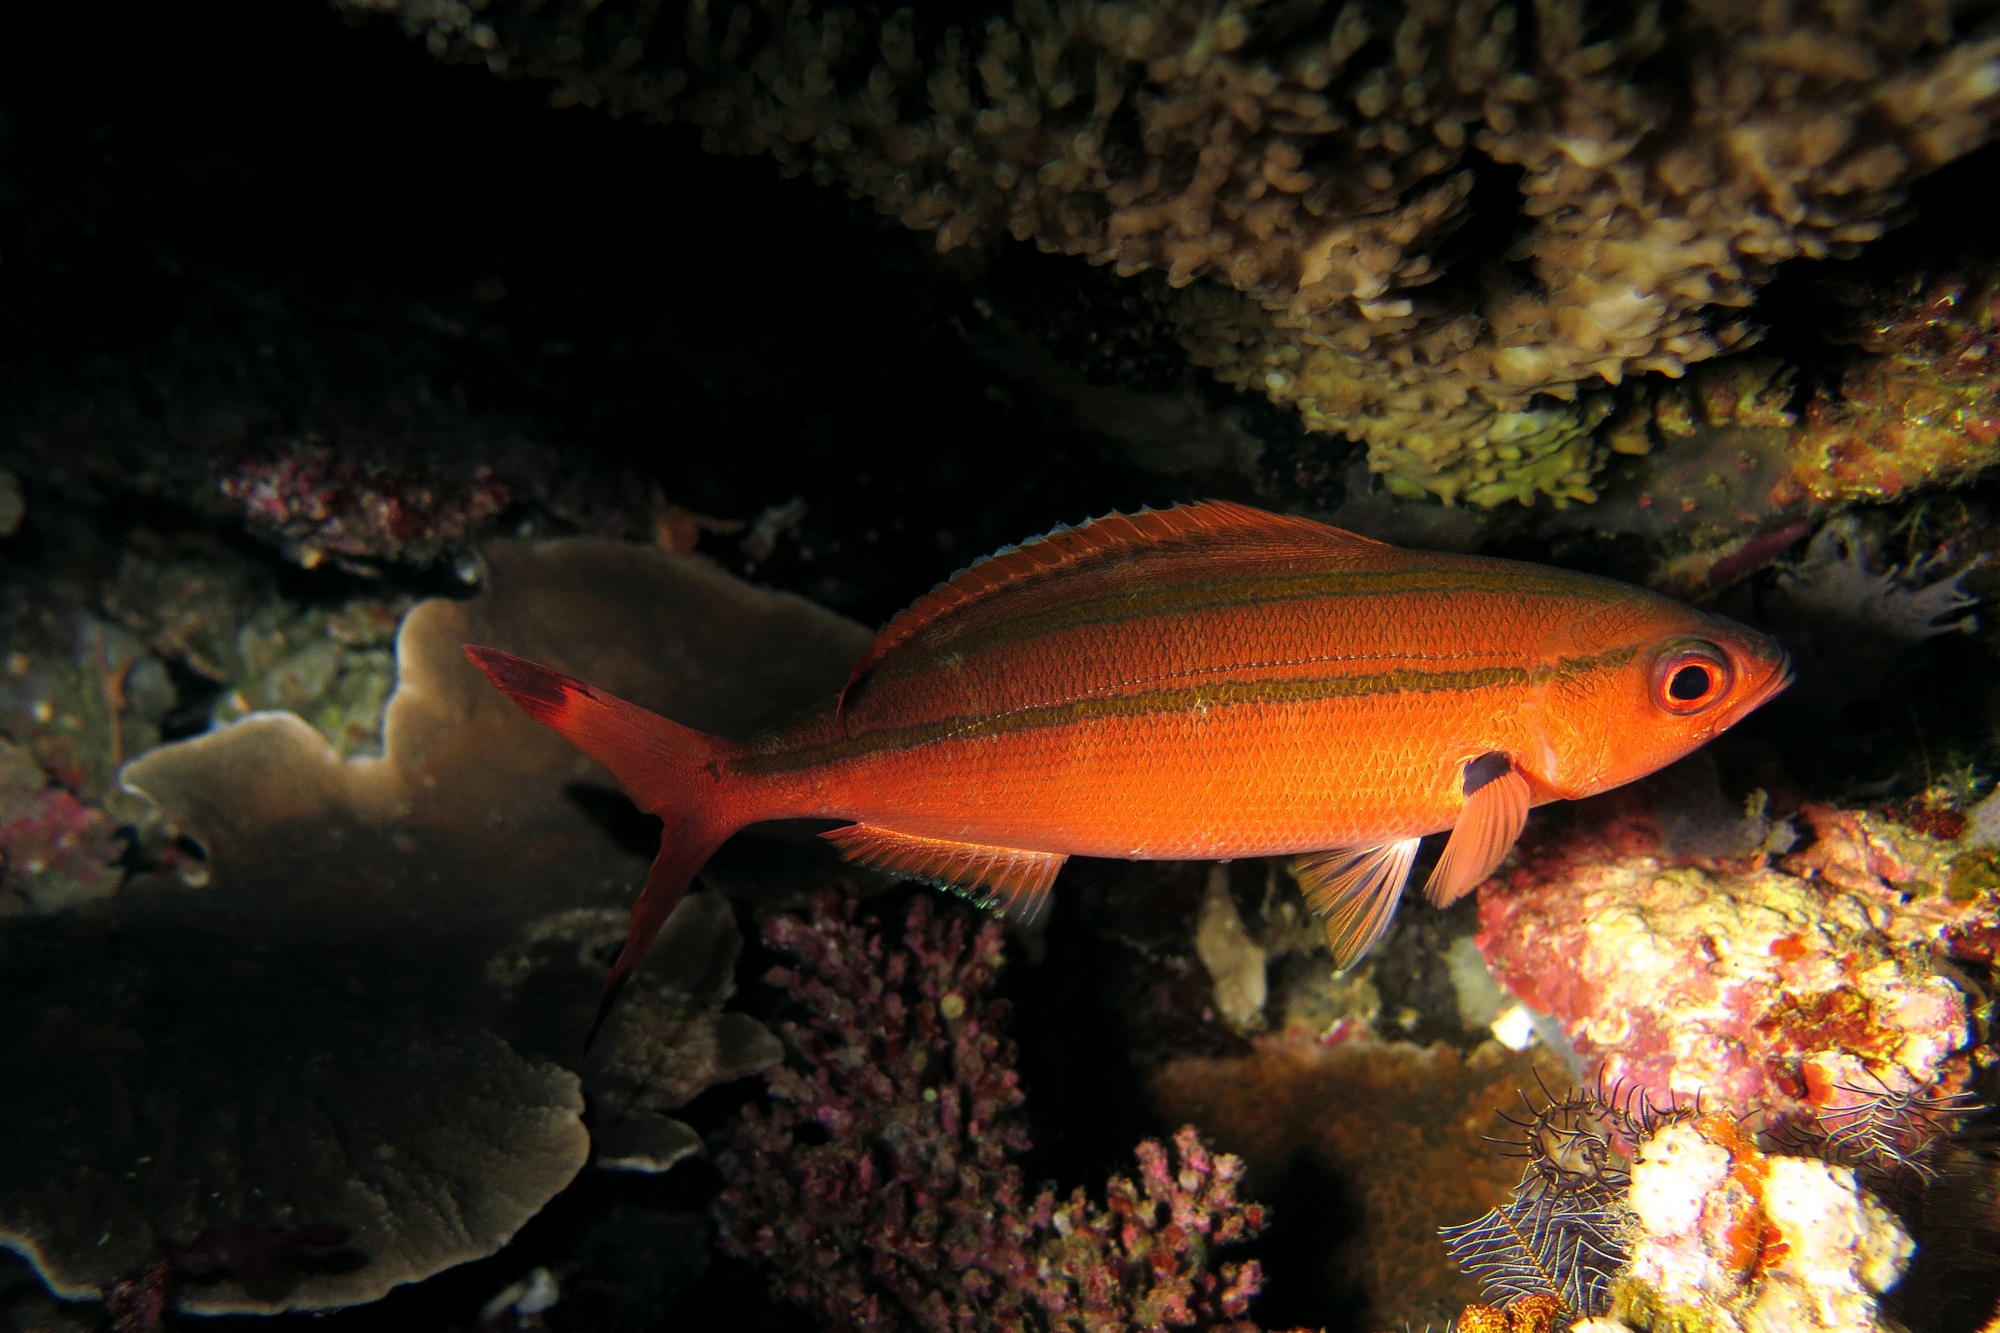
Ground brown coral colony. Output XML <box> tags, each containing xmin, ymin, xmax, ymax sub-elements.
<box><xmin>349</xmin><ymin>0</ymin><xmax>2000</xmax><ymax>505</ymax></box>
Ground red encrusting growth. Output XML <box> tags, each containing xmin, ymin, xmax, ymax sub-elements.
<box><xmin>1693</xmin><ymin>1113</ymin><xmax>1773</xmax><ymax>1280</ymax></box>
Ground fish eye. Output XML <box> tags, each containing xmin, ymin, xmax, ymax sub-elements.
<box><xmin>1652</xmin><ymin>642</ymin><xmax>1733</xmax><ymax>715</ymax></box>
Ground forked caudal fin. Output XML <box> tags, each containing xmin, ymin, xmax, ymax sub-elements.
<box><xmin>465</xmin><ymin>646</ymin><xmax>748</xmax><ymax>1047</ymax></box>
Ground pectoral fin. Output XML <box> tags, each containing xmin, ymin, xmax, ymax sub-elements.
<box><xmin>1288</xmin><ymin>837</ymin><xmax>1422</xmax><ymax>971</ymax></box>
<box><xmin>1422</xmin><ymin>752</ymin><xmax>1530</xmax><ymax>907</ymax></box>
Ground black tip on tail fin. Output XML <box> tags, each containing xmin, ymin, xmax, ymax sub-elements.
<box><xmin>584</xmin><ymin>968</ymin><xmax>630</xmax><ymax>1053</ymax></box>
<box><xmin>464</xmin><ymin>645</ymin><xmax>588</xmax><ymax>727</ymax></box>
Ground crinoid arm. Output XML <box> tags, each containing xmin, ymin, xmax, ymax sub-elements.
<box><xmin>1438</xmin><ymin>1189</ymin><xmax>1624</xmax><ymax>1316</ymax></box>
<box><xmin>1769</xmin><ymin>1069</ymin><xmax>1988</xmax><ymax>1184</ymax></box>
<box><xmin>1444</xmin><ymin>1071</ymin><xmax>1650</xmax><ymax>1318</ymax></box>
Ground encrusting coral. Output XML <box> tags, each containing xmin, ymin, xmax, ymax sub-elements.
<box><xmin>1780</xmin><ymin>265</ymin><xmax>2000</xmax><ymax>509</ymax></box>
<box><xmin>1474</xmin><ymin>791</ymin><xmax>1995</xmax><ymax>1144</ymax></box>
<box><xmin>1614</xmin><ymin>1114</ymin><xmax>1914</xmax><ymax>1333</ymax></box>
<box><xmin>342</xmin><ymin>0</ymin><xmax>2000</xmax><ymax>506</ymax></box>
<box><xmin>716</xmin><ymin>891</ymin><xmax>1283</xmax><ymax>1333</ymax></box>
<box><xmin>0</xmin><ymin>539</ymin><xmax>868</xmax><ymax>1316</ymax></box>
<box><xmin>1437</xmin><ymin>1084</ymin><xmax>1937</xmax><ymax>1333</ymax></box>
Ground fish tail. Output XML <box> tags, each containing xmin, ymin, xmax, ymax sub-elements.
<box><xmin>464</xmin><ymin>645</ymin><xmax>759</xmax><ymax>1048</ymax></box>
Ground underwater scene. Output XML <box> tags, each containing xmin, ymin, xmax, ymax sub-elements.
<box><xmin>5</xmin><ymin>1</ymin><xmax>2000</xmax><ymax>1331</ymax></box>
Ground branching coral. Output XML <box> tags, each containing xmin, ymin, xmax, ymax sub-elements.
<box><xmin>716</xmin><ymin>891</ymin><xmax>1277</xmax><ymax>1333</ymax></box>
<box><xmin>343</xmin><ymin>0</ymin><xmax>2000</xmax><ymax>505</ymax></box>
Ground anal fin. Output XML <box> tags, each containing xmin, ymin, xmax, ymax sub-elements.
<box><xmin>823</xmin><ymin>824</ymin><xmax>1066</xmax><ymax>924</ymax></box>
<box><xmin>1423</xmin><ymin>753</ymin><xmax>1531</xmax><ymax>906</ymax></box>
<box><xmin>1288</xmin><ymin>837</ymin><xmax>1421</xmax><ymax>972</ymax></box>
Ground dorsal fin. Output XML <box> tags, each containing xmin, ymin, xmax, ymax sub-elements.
<box><xmin>822</xmin><ymin>824</ymin><xmax>1066</xmax><ymax>924</ymax></box>
<box><xmin>838</xmin><ymin>501</ymin><xmax>1388</xmax><ymax>714</ymax></box>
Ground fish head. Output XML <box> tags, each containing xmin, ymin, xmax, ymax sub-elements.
<box><xmin>1527</xmin><ymin>596</ymin><xmax>1793</xmax><ymax>800</ymax></box>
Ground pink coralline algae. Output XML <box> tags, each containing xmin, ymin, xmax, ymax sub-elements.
<box><xmin>0</xmin><ymin>738</ymin><xmax>122</xmax><ymax>912</ymax></box>
<box><xmin>104</xmin><ymin>1224</ymin><xmax>352</xmax><ymax>1333</ymax></box>
<box><xmin>715</xmin><ymin>892</ymin><xmax>1277</xmax><ymax>1333</ymax></box>
<box><xmin>221</xmin><ymin>447</ymin><xmax>509</xmax><ymax>569</ymax></box>
<box><xmin>1474</xmin><ymin>798</ymin><xmax>1993</xmax><ymax>1142</ymax></box>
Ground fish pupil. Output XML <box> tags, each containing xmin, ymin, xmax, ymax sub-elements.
<box><xmin>1668</xmin><ymin>664</ymin><xmax>1712</xmax><ymax>701</ymax></box>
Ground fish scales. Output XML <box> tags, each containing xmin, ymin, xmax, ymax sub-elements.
<box><xmin>737</xmin><ymin>554</ymin><xmax>1635</xmax><ymax>855</ymax></box>
<box><xmin>466</xmin><ymin>500</ymin><xmax>1793</xmax><ymax>1036</ymax></box>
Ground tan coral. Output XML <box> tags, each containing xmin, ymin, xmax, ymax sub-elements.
<box><xmin>0</xmin><ymin>540</ymin><xmax>866</xmax><ymax>1315</ymax></box>
<box><xmin>1151</xmin><ymin>1034</ymin><xmax>1571</xmax><ymax>1327</ymax></box>
<box><xmin>342</xmin><ymin>0</ymin><xmax>2000</xmax><ymax>504</ymax></box>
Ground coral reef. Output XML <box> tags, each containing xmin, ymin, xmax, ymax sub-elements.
<box><xmin>1151</xmin><ymin>1033</ymin><xmax>1570</xmax><ymax>1326</ymax></box>
<box><xmin>1475</xmin><ymin>796</ymin><xmax>1995</xmax><ymax>1134</ymax></box>
<box><xmin>717</xmin><ymin>891</ymin><xmax>1277</xmax><ymax>1333</ymax></box>
<box><xmin>1439</xmin><ymin>1078</ymin><xmax>1656</xmax><ymax>1318</ymax></box>
<box><xmin>0</xmin><ymin>468</ymin><xmax>21</xmax><ymax>537</ymax></box>
<box><xmin>0</xmin><ymin>736</ymin><xmax>124</xmax><ymax>913</ymax></box>
<box><xmin>1615</xmin><ymin>1115</ymin><xmax>1913</xmax><ymax>1333</ymax></box>
<box><xmin>1579</xmin><ymin>264</ymin><xmax>2000</xmax><ymax>535</ymax></box>
<box><xmin>0</xmin><ymin>568</ymin><xmax>176</xmax><ymax>904</ymax></box>
<box><xmin>1760</xmin><ymin>514</ymin><xmax>1982</xmax><ymax>708</ymax></box>
<box><xmin>104</xmin><ymin>533</ymin><xmax>413</xmax><ymax>756</ymax></box>
<box><xmin>1781</xmin><ymin>266</ymin><xmax>2000</xmax><ymax>507</ymax></box>
<box><xmin>340</xmin><ymin>0</ymin><xmax>2000</xmax><ymax>504</ymax></box>
<box><xmin>0</xmin><ymin>588</ymin><xmax>174</xmax><ymax>810</ymax></box>
<box><xmin>221</xmin><ymin>446</ymin><xmax>511</xmax><ymax>570</ymax></box>
<box><xmin>103</xmin><ymin>1223</ymin><xmax>355</xmax><ymax>1333</ymax></box>
<box><xmin>0</xmin><ymin>539</ymin><xmax>866</xmax><ymax>1315</ymax></box>
<box><xmin>1441</xmin><ymin>1092</ymin><xmax>1932</xmax><ymax>1333</ymax></box>
<box><xmin>582</xmin><ymin>892</ymin><xmax>787</xmax><ymax>1173</ymax></box>
<box><xmin>1195</xmin><ymin>863</ymin><xmax>1271</xmax><ymax>1033</ymax></box>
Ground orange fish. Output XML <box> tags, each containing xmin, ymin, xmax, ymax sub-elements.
<box><xmin>468</xmin><ymin>501</ymin><xmax>1791</xmax><ymax>1038</ymax></box>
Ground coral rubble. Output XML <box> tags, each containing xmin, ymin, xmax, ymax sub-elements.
<box><xmin>345</xmin><ymin>0</ymin><xmax>2000</xmax><ymax>504</ymax></box>
<box><xmin>718</xmin><ymin>891</ymin><xmax>1278</xmax><ymax>1333</ymax></box>
<box><xmin>0</xmin><ymin>539</ymin><xmax>865</xmax><ymax>1315</ymax></box>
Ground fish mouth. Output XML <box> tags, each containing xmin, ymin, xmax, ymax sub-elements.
<box><xmin>1736</xmin><ymin>653</ymin><xmax>1796</xmax><ymax>718</ymax></box>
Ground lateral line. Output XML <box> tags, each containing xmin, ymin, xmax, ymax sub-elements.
<box><xmin>735</xmin><ymin>646</ymin><xmax>1636</xmax><ymax>776</ymax></box>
